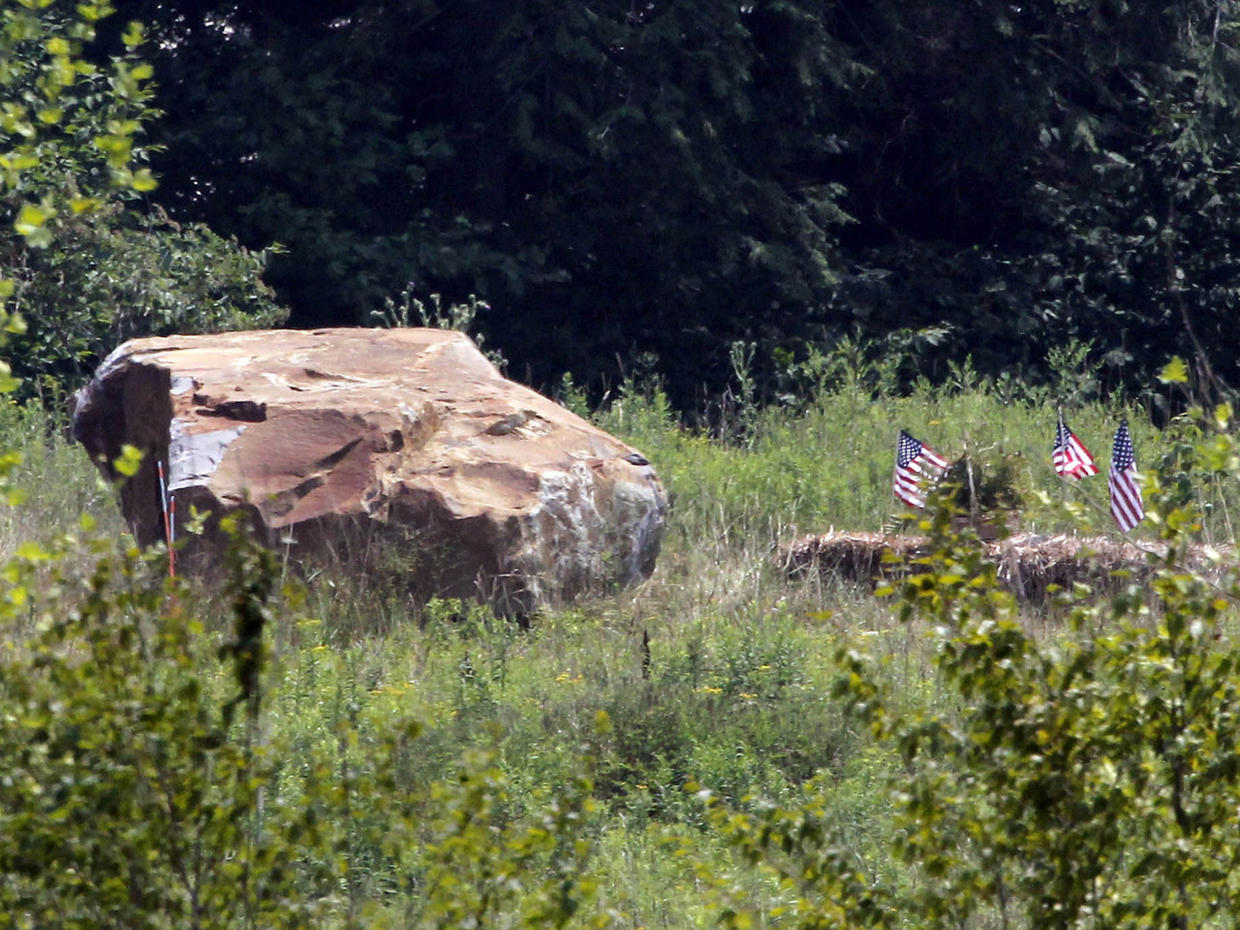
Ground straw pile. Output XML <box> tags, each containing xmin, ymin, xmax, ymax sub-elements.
<box><xmin>778</xmin><ymin>530</ymin><xmax>1198</xmax><ymax>604</ymax></box>
<box><xmin>779</xmin><ymin>532</ymin><xmax>930</xmax><ymax>586</ymax></box>
<box><xmin>990</xmin><ymin>534</ymin><xmax>1157</xmax><ymax>603</ymax></box>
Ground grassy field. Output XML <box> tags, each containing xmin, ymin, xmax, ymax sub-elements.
<box><xmin>0</xmin><ymin>378</ymin><xmax>1234</xmax><ymax>928</ymax></box>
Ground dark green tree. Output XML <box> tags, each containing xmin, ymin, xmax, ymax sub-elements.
<box><xmin>111</xmin><ymin>0</ymin><xmax>858</xmax><ymax>403</ymax></box>
<box><xmin>826</xmin><ymin>0</ymin><xmax>1240</xmax><ymax>397</ymax></box>
<box><xmin>105</xmin><ymin>0</ymin><xmax>1240</xmax><ymax>406</ymax></box>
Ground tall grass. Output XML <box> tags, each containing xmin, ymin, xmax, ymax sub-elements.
<box><xmin>0</xmin><ymin>399</ymin><xmax>123</xmax><ymax>562</ymax></box>
<box><xmin>598</xmin><ymin>377</ymin><xmax>1180</xmax><ymax>548</ymax></box>
<box><xmin>0</xmin><ymin>376</ymin><xmax>1228</xmax><ymax>926</ymax></box>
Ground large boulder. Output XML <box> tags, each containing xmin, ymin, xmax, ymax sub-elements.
<box><xmin>72</xmin><ymin>328</ymin><xmax>668</xmax><ymax>613</ymax></box>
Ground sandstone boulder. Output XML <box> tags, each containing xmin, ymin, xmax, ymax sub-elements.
<box><xmin>72</xmin><ymin>328</ymin><xmax>668</xmax><ymax>613</ymax></box>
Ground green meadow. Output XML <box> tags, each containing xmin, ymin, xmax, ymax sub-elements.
<box><xmin>1</xmin><ymin>377</ymin><xmax>1238</xmax><ymax>929</ymax></box>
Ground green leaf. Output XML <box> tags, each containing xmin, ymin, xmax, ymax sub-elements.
<box><xmin>13</xmin><ymin>202</ymin><xmax>49</xmax><ymax>236</ymax></box>
<box><xmin>0</xmin><ymin>360</ymin><xmax>20</xmax><ymax>395</ymax></box>
<box><xmin>3</xmin><ymin>153</ymin><xmax>40</xmax><ymax>173</ymax></box>
<box><xmin>22</xmin><ymin>225</ymin><xmax>52</xmax><ymax>248</ymax></box>
<box><xmin>75</xmin><ymin>2</ymin><xmax>113</xmax><ymax>21</ymax></box>
<box><xmin>92</xmin><ymin>132</ymin><xmax>132</xmax><ymax>167</ymax></box>
<box><xmin>113</xmin><ymin>444</ymin><xmax>143</xmax><ymax>477</ymax></box>
<box><xmin>1159</xmin><ymin>356</ymin><xmax>1189</xmax><ymax>384</ymax></box>
<box><xmin>131</xmin><ymin>167</ymin><xmax>157</xmax><ymax>192</ymax></box>
<box><xmin>121</xmin><ymin>20</ymin><xmax>144</xmax><ymax>48</ymax></box>
<box><xmin>15</xmin><ymin>541</ymin><xmax>48</xmax><ymax>562</ymax></box>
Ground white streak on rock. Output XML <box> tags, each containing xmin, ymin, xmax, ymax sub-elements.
<box><xmin>168</xmin><ymin>419</ymin><xmax>247</xmax><ymax>490</ymax></box>
<box><xmin>614</xmin><ymin>477</ymin><xmax>666</xmax><ymax>581</ymax></box>
<box><xmin>535</xmin><ymin>463</ymin><xmax>603</xmax><ymax>574</ymax></box>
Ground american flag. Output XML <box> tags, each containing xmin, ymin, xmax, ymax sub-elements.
<box><xmin>1052</xmin><ymin>411</ymin><xmax>1099</xmax><ymax>480</ymax></box>
<box><xmin>1108</xmin><ymin>419</ymin><xmax>1144</xmax><ymax>532</ymax></box>
<box><xmin>894</xmin><ymin>429</ymin><xmax>950</xmax><ymax>509</ymax></box>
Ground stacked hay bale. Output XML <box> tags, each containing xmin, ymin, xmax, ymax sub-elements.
<box><xmin>780</xmin><ymin>530</ymin><xmax>1187</xmax><ymax>606</ymax></box>
<box><xmin>990</xmin><ymin>534</ymin><xmax>1155</xmax><ymax>603</ymax></box>
<box><xmin>780</xmin><ymin>532</ymin><xmax>929</xmax><ymax>586</ymax></box>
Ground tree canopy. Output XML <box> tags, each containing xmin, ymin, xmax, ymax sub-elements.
<box><xmin>82</xmin><ymin>0</ymin><xmax>1240</xmax><ymax>408</ymax></box>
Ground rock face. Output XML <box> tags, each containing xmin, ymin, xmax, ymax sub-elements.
<box><xmin>72</xmin><ymin>328</ymin><xmax>667</xmax><ymax>613</ymax></box>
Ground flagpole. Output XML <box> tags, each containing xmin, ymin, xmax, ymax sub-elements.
<box><xmin>168</xmin><ymin>493</ymin><xmax>176</xmax><ymax>579</ymax></box>
<box><xmin>1056</xmin><ymin>404</ymin><xmax>1067</xmax><ymax>513</ymax></box>
<box><xmin>885</xmin><ymin>429</ymin><xmax>899</xmax><ymax>536</ymax></box>
<box><xmin>157</xmin><ymin>461</ymin><xmax>175</xmax><ymax>579</ymax></box>
<box><xmin>961</xmin><ymin>431</ymin><xmax>977</xmax><ymax>525</ymax></box>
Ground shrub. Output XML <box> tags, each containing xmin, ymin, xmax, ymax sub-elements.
<box><xmin>0</xmin><ymin>1</ymin><xmax>286</xmax><ymax>399</ymax></box>
<box><xmin>6</xmin><ymin>207</ymin><xmax>286</xmax><ymax>392</ymax></box>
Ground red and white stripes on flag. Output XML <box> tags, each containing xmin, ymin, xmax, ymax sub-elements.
<box><xmin>1052</xmin><ymin>410</ymin><xmax>1099</xmax><ymax>480</ymax></box>
<box><xmin>1108</xmin><ymin>419</ymin><xmax>1144</xmax><ymax>532</ymax></box>
<box><xmin>894</xmin><ymin>429</ymin><xmax>950</xmax><ymax>509</ymax></box>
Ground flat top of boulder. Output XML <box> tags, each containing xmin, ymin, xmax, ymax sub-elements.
<box><xmin>91</xmin><ymin>326</ymin><xmax>504</xmax><ymax>419</ymax></box>
<box><xmin>73</xmin><ymin>329</ymin><xmax>664</xmax><ymax>570</ymax></box>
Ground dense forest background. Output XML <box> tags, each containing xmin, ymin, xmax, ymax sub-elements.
<box><xmin>13</xmin><ymin>0</ymin><xmax>1240</xmax><ymax>409</ymax></box>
